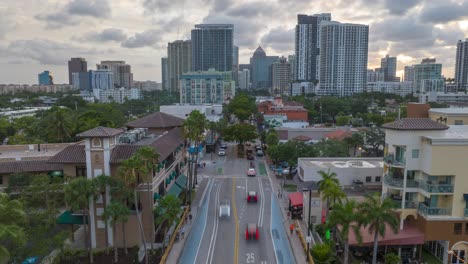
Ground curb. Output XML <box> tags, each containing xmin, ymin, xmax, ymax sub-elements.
<box><xmin>159</xmin><ymin>206</ymin><xmax>189</xmax><ymax>264</ymax></box>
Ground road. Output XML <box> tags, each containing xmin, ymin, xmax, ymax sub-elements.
<box><xmin>179</xmin><ymin>143</ymin><xmax>295</xmax><ymax>264</ymax></box>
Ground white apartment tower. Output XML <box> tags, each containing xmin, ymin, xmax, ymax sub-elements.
<box><xmin>455</xmin><ymin>39</ymin><xmax>468</xmax><ymax>91</ymax></box>
<box><xmin>318</xmin><ymin>21</ymin><xmax>369</xmax><ymax>96</ymax></box>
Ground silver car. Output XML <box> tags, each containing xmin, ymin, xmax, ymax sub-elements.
<box><xmin>219</xmin><ymin>200</ymin><xmax>230</xmax><ymax>217</ymax></box>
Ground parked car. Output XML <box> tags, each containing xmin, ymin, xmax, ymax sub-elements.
<box><xmin>245</xmin><ymin>223</ymin><xmax>259</xmax><ymax>240</ymax></box>
<box><xmin>282</xmin><ymin>166</ymin><xmax>297</xmax><ymax>175</ymax></box>
<box><xmin>256</xmin><ymin>150</ymin><xmax>264</xmax><ymax>157</ymax></box>
<box><xmin>247</xmin><ymin>153</ymin><xmax>254</xmax><ymax>160</ymax></box>
<box><xmin>218</xmin><ymin>149</ymin><xmax>226</xmax><ymax>156</ymax></box>
<box><xmin>247</xmin><ymin>191</ymin><xmax>258</xmax><ymax>202</ymax></box>
<box><xmin>247</xmin><ymin>168</ymin><xmax>256</xmax><ymax>177</ymax></box>
<box><xmin>220</xmin><ymin>142</ymin><xmax>227</xmax><ymax>149</ymax></box>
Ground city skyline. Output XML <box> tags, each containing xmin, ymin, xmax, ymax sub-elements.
<box><xmin>0</xmin><ymin>0</ymin><xmax>467</xmax><ymax>84</ymax></box>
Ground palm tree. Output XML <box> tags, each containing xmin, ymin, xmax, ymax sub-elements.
<box><xmin>317</xmin><ymin>169</ymin><xmax>343</xmax><ymax>218</ymax></box>
<box><xmin>64</xmin><ymin>177</ymin><xmax>97</xmax><ymax>264</ymax></box>
<box><xmin>183</xmin><ymin>110</ymin><xmax>208</xmax><ymax>201</ymax></box>
<box><xmin>0</xmin><ymin>193</ymin><xmax>27</xmax><ymax>263</ymax></box>
<box><xmin>135</xmin><ymin>146</ymin><xmax>159</xmax><ymax>251</ymax></box>
<box><xmin>109</xmin><ymin>179</ymin><xmax>133</xmax><ymax>255</ymax></box>
<box><xmin>153</xmin><ymin>194</ymin><xmax>183</xmax><ymax>250</ymax></box>
<box><xmin>93</xmin><ymin>175</ymin><xmax>113</xmax><ymax>248</ymax></box>
<box><xmin>118</xmin><ymin>156</ymin><xmax>148</xmax><ymax>264</ymax></box>
<box><xmin>45</xmin><ymin>107</ymin><xmax>74</xmax><ymax>143</ymax></box>
<box><xmin>103</xmin><ymin>201</ymin><xmax>131</xmax><ymax>263</ymax></box>
<box><xmin>359</xmin><ymin>193</ymin><xmax>399</xmax><ymax>264</ymax></box>
<box><xmin>310</xmin><ymin>243</ymin><xmax>334</xmax><ymax>264</ymax></box>
<box><xmin>384</xmin><ymin>253</ymin><xmax>401</xmax><ymax>264</ymax></box>
<box><xmin>327</xmin><ymin>199</ymin><xmax>362</xmax><ymax>264</ymax></box>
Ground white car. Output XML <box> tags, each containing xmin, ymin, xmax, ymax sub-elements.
<box><xmin>247</xmin><ymin>168</ymin><xmax>256</xmax><ymax>177</ymax></box>
<box><xmin>219</xmin><ymin>201</ymin><xmax>230</xmax><ymax>217</ymax></box>
<box><xmin>218</xmin><ymin>149</ymin><xmax>226</xmax><ymax>156</ymax></box>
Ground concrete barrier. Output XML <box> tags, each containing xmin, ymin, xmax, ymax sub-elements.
<box><xmin>159</xmin><ymin>206</ymin><xmax>189</xmax><ymax>264</ymax></box>
<box><xmin>294</xmin><ymin>220</ymin><xmax>314</xmax><ymax>264</ymax></box>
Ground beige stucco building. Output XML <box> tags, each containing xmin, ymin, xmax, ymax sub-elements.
<box><xmin>382</xmin><ymin>118</ymin><xmax>468</xmax><ymax>263</ymax></box>
<box><xmin>429</xmin><ymin>108</ymin><xmax>468</xmax><ymax>125</ymax></box>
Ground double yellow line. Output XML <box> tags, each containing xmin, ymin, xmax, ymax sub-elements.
<box><xmin>232</xmin><ymin>178</ymin><xmax>239</xmax><ymax>264</ymax></box>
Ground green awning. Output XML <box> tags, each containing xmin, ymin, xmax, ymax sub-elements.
<box><xmin>165</xmin><ymin>178</ymin><xmax>171</xmax><ymax>185</ymax></box>
<box><xmin>175</xmin><ymin>174</ymin><xmax>187</xmax><ymax>189</ymax></box>
<box><xmin>166</xmin><ymin>184</ymin><xmax>183</xmax><ymax>197</ymax></box>
<box><xmin>48</xmin><ymin>171</ymin><xmax>63</xmax><ymax>177</ymax></box>
<box><xmin>57</xmin><ymin>210</ymin><xmax>86</xmax><ymax>225</ymax></box>
<box><xmin>153</xmin><ymin>193</ymin><xmax>160</xmax><ymax>200</ymax></box>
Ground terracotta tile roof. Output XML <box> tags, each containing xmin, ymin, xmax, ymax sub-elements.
<box><xmin>324</xmin><ymin>130</ymin><xmax>353</xmax><ymax>141</ymax></box>
<box><xmin>292</xmin><ymin>135</ymin><xmax>312</xmax><ymax>141</ymax></box>
<box><xmin>148</xmin><ymin>127</ymin><xmax>185</xmax><ymax>162</ymax></box>
<box><xmin>382</xmin><ymin>118</ymin><xmax>449</xmax><ymax>130</ymax></box>
<box><xmin>47</xmin><ymin>144</ymin><xmax>86</xmax><ymax>164</ymax></box>
<box><xmin>126</xmin><ymin>112</ymin><xmax>184</xmax><ymax>129</ymax></box>
<box><xmin>277</xmin><ymin>129</ymin><xmax>288</xmax><ymax>140</ymax></box>
<box><xmin>0</xmin><ymin>160</ymin><xmax>63</xmax><ymax>174</ymax></box>
<box><xmin>76</xmin><ymin>127</ymin><xmax>124</xmax><ymax>138</ymax></box>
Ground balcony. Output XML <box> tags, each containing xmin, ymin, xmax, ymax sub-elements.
<box><xmin>418</xmin><ymin>203</ymin><xmax>452</xmax><ymax>216</ymax></box>
<box><xmin>404</xmin><ymin>200</ymin><xmax>418</xmax><ymax>209</ymax></box>
<box><xmin>384</xmin><ymin>153</ymin><xmax>405</xmax><ymax>167</ymax></box>
<box><xmin>417</xmin><ymin>180</ymin><xmax>454</xmax><ymax>193</ymax></box>
<box><xmin>465</xmin><ymin>208</ymin><xmax>468</xmax><ymax>217</ymax></box>
<box><xmin>383</xmin><ymin>173</ymin><xmax>419</xmax><ymax>189</ymax></box>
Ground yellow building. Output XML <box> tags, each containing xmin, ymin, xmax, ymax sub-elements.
<box><xmin>429</xmin><ymin>108</ymin><xmax>468</xmax><ymax>125</ymax></box>
<box><xmin>382</xmin><ymin>118</ymin><xmax>468</xmax><ymax>263</ymax></box>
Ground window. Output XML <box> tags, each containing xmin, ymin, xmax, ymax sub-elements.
<box><xmin>76</xmin><ymin>166</ymin><xmax>87</xmax><ymax>177</ymax></box>
<box><xmin>454</xmin><ymin>223</ymin><xmax>462</xmax><ymax>235</ymax></box>
<box><xmin>455</xmin><ymin>120</ymin><xmax>463</xmax><ymax>125</ymax></box>
<box><xmin>366</xmin><ymin>176</ymin><xmax>372</xmax><ymax>183</ymax></box>
<box><xmin>375</xmin><ymin>176</ymin><xmax>381</xmax><ymax>182</ymax></box>
<box><xmin>412</xmin><ymin>149</ymin><xmax>419</xmax><ymax>159</ymax></box>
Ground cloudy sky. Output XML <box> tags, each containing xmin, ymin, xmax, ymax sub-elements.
<box><xmin>0</xmin><ymin>0</ymin><xmax>467</xmax><ymax>84</ymax></box>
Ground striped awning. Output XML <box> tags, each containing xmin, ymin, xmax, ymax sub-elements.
<box><xmin>175</xmin><ymin>174</ymin><xmax>187</xmax><ymax>189</ymax></box>
<box><xmin>166</xmin><ymin>184</ymin><xmax>183</xmax><ymax>197</ymax></box>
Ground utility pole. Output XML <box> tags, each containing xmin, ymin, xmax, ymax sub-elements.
<box><xmin>303</xmin><ymin>188</ymin><xmax>312</xmax><ymax>261</ymax></box>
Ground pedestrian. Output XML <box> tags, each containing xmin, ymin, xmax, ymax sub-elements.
<box><xmin>189</xmin><ymin>213</ymin><xmax>193</xmax><ymax>223</ymax></box>
<box><xmin>180</xmin><ymin>226</ymin><xmax>185</xmax><ymax>239</ymax></box>
<box><xmin>289</xmin><ymin>223</ymin><xmax>294</xmax><ymax>235</ymax></box>
<box><xmin>203</xmin><ymin>162</ymin><xmax>206</xmax><ymax>168</ymax></box>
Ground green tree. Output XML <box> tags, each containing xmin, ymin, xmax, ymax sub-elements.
<box><xmin>0</xmin><ymin>193</ymin><xmax>27</xmax><ymax>263</ymax></box>
<box><xmin>310</xmin><ymin>243</ymin><xmax>334</xmax><ymax>264</ymax></box>
<box><xmin>384</xmin><ymin>253</ymin><xmax>401</xmax><ymax>264</ymax></box>
<box><xmin>44</xmin><ymin>106</ymin><xmax>75</xmax><ymax>142</ymax></box>
<box><xmin>109</xmin><ymin>179</ymin><xmax>133</xmax><ymax>255</ymax></box>
<box><xmin>223</xmin><ymin>123</ymin><xmax>257</xmax><ymax>150</ymax></box>
<box><xmin>265</xmin><ymin>131</ymin><xmax>279</xmax><ymax>146</ymax></box>
<box><xmin>317</xmin><ymin>169</ymin><xmax>343</xmax><ymax>218</ymax></box>
<box><xmin>64</xmin><ymin>177</ymin><xmax>98</xmax><ymax>264</ymax></box>
<box><xmin>103</xmin><ymin>201</ymin><xmax>131</xmax><ymax>263</ymax></box>
<box><xmin>55</xmin><ymin>95</ymin><xmax>88</xmax><ymax>111</ymax></box>
<box><xmin>314</xmin><ymin>139</ymin><xmax>349</xmax><ymax>157</ymax></box>
<box><xmin>336</xmin><ymin>115</ymin><xmax>351</xmax><ymax>126</ymax></box>
<box><xmin>327</xmin><ymin>200</ymin><xmax>362</xmax><ymax>264</ymax></box>
<box><xmin>227</xmin><ymin>93</ymin><xmax>257</xmax><ymax>122</ymax></box>
<box><xmin>0</xmin><ymin>117</ymin><xmax>16</xmax><ymax>143</ymax></box>
<box><xmin>364</xmin><ymin>127</ymin><xmax>385</xmax><ymax>157</ymax></box>
<box><xmin>153</xmin><ymin>195</ymin><xmax>183</xmax><ymax>248</ymax></box>
<box><xmin>359</xmin><ymin>193</ymin><xmax>399</xmax><ymax>264</ymax></box>
<box><xmin>344</xmin><ymin>133</ymin><xmax>364</xmax><ymax>157</ymax></box>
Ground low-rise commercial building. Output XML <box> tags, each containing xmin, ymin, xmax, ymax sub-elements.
<box><xmin>429</xmin><ymin>108</ymin><xmax>468</xmax><ymax>125</ymax></box>
<box><xmin>258</xmin><ymin>97</ymin><xmax>308</xmax><ymax>122</ymax></box>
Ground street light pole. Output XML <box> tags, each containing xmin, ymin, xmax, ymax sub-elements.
<box><xmin>303</xmin><ymin>188</ymin><xmax>312</xmax><ymax>261</ymax></box>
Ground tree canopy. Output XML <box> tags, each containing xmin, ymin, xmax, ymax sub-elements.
<box><xmin>227</xmin><ymin>93</ymin><xmax>257</xmax><ymax>122</ymax></box>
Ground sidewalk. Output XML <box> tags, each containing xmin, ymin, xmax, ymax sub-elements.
<box><xmin>264</xmin><ymin>160</ymin><xmax>308</xmax><ymax>264</ymax></box>
<box><xmin>165</xmin><ymin>175</ymin><xmax>208</xmax><ymax>264</ymax></box>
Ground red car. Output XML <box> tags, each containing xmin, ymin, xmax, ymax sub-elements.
<box><xmin>247</xmin><ymin>191</ymin><xmax>258</xmax><ymax>202</ymax></box>
<box><xmin>245</xmin><ymin>223</ymin><xmax>259</xmax><ymax>240</ymax></box>
<box><xmin>247</xmin><ymin>168</ymin><xmax>256</xmax><ymax>177</ymax></box>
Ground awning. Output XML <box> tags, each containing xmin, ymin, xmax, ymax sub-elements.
<box><xmin>57</xmin><ymin>210</ymin><xmax>86</xmax><ymax>225</ymax></box>
<box><xmin>347</xmin><ymin>222</ymin><xmax>425</xmax><ymax>246</ymax></box>
<box><xmin>153</xmin><ymin>193</ymin><xmax>161</xmax><ymax>200</ymax></box>
<box><xmin>48</xmin><ymin>171</ymin><xmax>63</xmax><ymax>177</ymax></box>
<box><xmin>166</xmin><ymin>183</ymin><xmax>183</xmax><ymax>197</ymax></box>
<box><xmin>464</xmin><ymin>194</ymin><xmax>468</xmax><ymax>201</ymax></box>
<box><xmin>289</xmin><ymin>192</ymin><xmax>303</xmax><ymax>207</ymax></box>
<box><xmin>175</xmin><ymin>174</ymin><xmax>187</xmax><ymax>189</ymax></box>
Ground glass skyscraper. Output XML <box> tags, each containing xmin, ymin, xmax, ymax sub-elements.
<box><xmin>191</xmin><ymin>24</ymin><xmax>234</xmax><ymax>72</ymax></box>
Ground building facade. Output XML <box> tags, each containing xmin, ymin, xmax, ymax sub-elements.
<box><xmin>367</xmin><ymin>69</ymin><xmax>384</xmax><ymax>82</ymax></box>
<box><xmin>96</xmin><ymin>61</ymin><xmax>133</xmax><ymax>88</ymax></box>
<box><xmin>133</xmin><ymin>81</ymin><xmax>161</xmax><ymax>91</ymax></box>
<box><xmin>72</xmin><ymin>72</ymin><xmax>91</xmax><ymax>91</ymax></box>
<box><xmin>38</xmin><ymin>71</ymin><xmax>53</xmax><ymax>85</ymax></box>
<box><xmin>455</xmin><ymin>39</ymin><xmax>468</xmax><ymax>91</ymax></box>
<box><xmin>161</xmin><ymin>57</ymin><xmax>168</xmax><ymax>90</ymax></box>
<box><xmin>191</xmin><ymin>24</ymin><xmax>233</xmax><ymax>72</ymax></box>
<box><xmin>68</xmin><ymin>58</ymin><xmax>87</xmax><ymax>85</ymax></box>
<box><xmin>250</xmin><ymin>46</ymin><xmax>278</xmax><ymax>90</ymax></box>
<box><xmin>413</xmin><ymin>58</ymin><xmax>443</xmax><ymax>94</ymax></box>
<box><xmin>404</xmin><ymin>66</ymin><xmax>415</xmax><ymax>82</ymax></box>
<box><xmin>167</xmin><ymin>40</ymin><xmax>192</xmax><ymax>93</ymax></box>
<box><xmin>233</xmin><ymin>45</ymin><xmax>239</xmax><ymax>87</ymax></box>
<box><xmin>382</xmin><ymin>118</ymin><xmax>468</xmax><ymax>263</ymax></box>
<box><xmin>381</xmin><ymin>55</ymin><xmax>398</xmax><ymax>82</ymax></box>
<box><xmin>366</xmin><ymin>81</ymin><xmax>413</xmax><ymax>97</ymax></box>
<box><xmin>429</xmin><ymin>108</ymin><xmax>468</xmax><ymax>125</ymax></box>
<box><xmin>90</xmin><ymin>69</ymin><xmax>113</xmax><ymax>90</ymax></box>
<box><xmin>272</xmin><ymin>57</ymin><xmax>291</xmax><ymax>95</ymax></box>
<box><xmin>238</xmin><ymin>68</ymin><xmax>250</xmax><ymax>90</ymax></box>
<box><xmin>294</xmin><ymin>13</ymin><xmax>331</xmax><ymax>82</ymax></box>
<box><xmin>179</xmin><ymin>70</ymin><xmax>225</xmax><ymax>105</ymax></box>
<box><xmin>318</xmin><ymin>21</ymin><xmax>369</xmax><ymax>96</ymax></box>
<box><xmin>0</xmin><ymin>84</ymin><xmax>74</xmax><ymax>94</ymax></box>
<box><xmin>94</xmin><ymin>88</ymin><xmax>142</xmax><ymax>103</ymax></box>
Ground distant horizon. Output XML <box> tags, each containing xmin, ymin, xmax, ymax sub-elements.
<box><xmin>0</xmin><ymin>0</ymin><xmax>467</xmax><ymax>84</ymax></box>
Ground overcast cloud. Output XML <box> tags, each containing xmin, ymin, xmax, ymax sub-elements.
<box><xmin>0</xmin><ymin>0</ymin><xmax>467</xmax><ymax>84</ymax></box>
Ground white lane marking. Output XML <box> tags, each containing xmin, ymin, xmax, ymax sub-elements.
<box><xmin>269</xmin><ymin>192</ymin><xmax>279</xmax><ymax>264</ymax></box>
<box><xmin>257</xmin><ymin>178</ymin><xmax>265</xmax><ymax>227</ymax></box>
<box><xmin>194</xmin><ymin>179</ymin><xmax>213</xmax><ymax>263</ymax></box>
<box><xmin>245</xmin><ymin>178</ymin><xmax>248</xmax><ymax>197</ymax></box>
<box><xmin>206</xmin><ymin>181</ymin><xmax>222</xmax><ymax>264</ymax></box>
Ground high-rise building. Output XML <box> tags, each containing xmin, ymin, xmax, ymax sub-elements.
<box><xmin>90</xmin><ymin>69</ymin><xmax>113</xmax><ymax>90</ymax></box>
<box><xmin>191</xmin><ymin>24</ymin><xmax>234</xmax><ymax>72</ymax></box>
<box><xmin>404</xmin><ymin>66</ymin><xmax>415</xmax><ymax>82</ymax></box>
<box><xmin>288</xmin><ymin>55</ymin><xmax>296</xmax><ymax>82</ymax></box>
<box><xmin>381</xmin><ymin>55</ymin><xmax>398</xmax><ymax>82</ymax></box>
<box><xmin>96</xmin><ymin>61</ymin><xmax>133</xmax><ymax>88</ymax></box>
<box><xmin>179</xmin><ymin>69</ymin><xmax>226</xmax><ymax>104</ymax></box>
<box><xmin>294</xmin><ymin>13</ymin><xmax>331</xmax><ymax>82</ymax></box>
<box><xmin>72</xmin><ymin>72</ymin><xmax>91</xmax><ymax>91</ymax></box>
<box><xmin>238</xmin><ymin>69</ymin><xmax>250</xmax><ymax>90</ymax></box>
<box><xmin>38</xmin><ymin>71</ymin><xmax>53</xmax><ymax>85</ymax></box>
<box><xmin>68</xmin><ymin>58</ymin><xmax>87</xmax><ymax>85</ymax></box>
<box><xmin>414</xmin><ymin>58</ymin><xmax>443</xmax><ymax>93</ymax></box>
<box><xmin>161</xmin><ymin>57</ymin><xmax>168</xmax><ymax>90</ymax></box>
<box><xmin>167</xmin><ymin>40</ymin><xmax>191</xmax><ymax>93</ymax></box>
<box><xmin>250</xmin><ymin>46</ymin><xmax>279</xmax><ymax>90</ymax></box>
<box><xmin>233</xmin><ymin>45</ymin><xmax>239</xmax><ymax>87</ymax></box>
<box><xmin>455</xmin><ymin>38</ymin><xmax>468</xmax><ymax>91</ymax></box>
<box><xmin>367</xmin><ymin>69</ymin><xmax>384</xmax><ymax>82</ymax></box>
<box><xmin>272</xmin><ymin>57</ymin><xmax>291</xmax><ymax>95</ymax></box>
<box><xmin>318</xmin><ymin>21</ymin><xmax>369</xmax><ymax>96</ymax></box>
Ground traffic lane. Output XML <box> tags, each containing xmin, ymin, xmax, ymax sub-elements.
<box><xmin>193</xmin><ymin>179</ymin><xmax>222</xmax><ymax>263</ymax></box>
<box><xmin>210</xmin><ymin>178</ymin><xmax>235</xmax><ymax>264</ymax></box>
<box><xmin>236</xmin><ymin>177</ymin><xmax>276</xmax><ymax>264</ymax></box>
